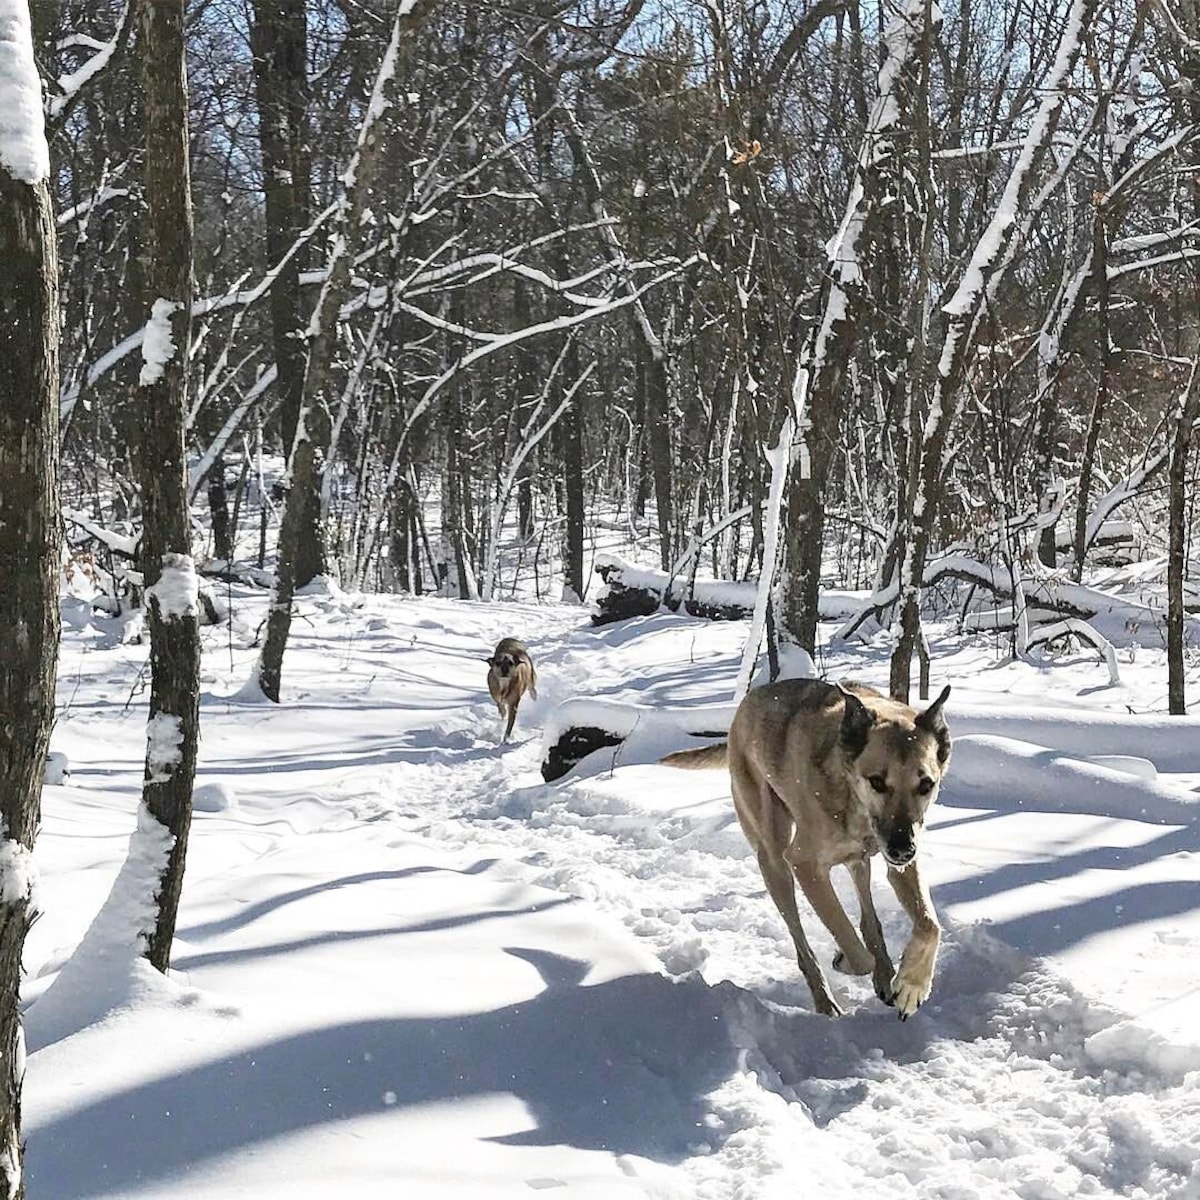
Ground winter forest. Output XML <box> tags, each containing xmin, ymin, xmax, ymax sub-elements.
<box><xmin>4</xmin><ymin>0</ymin><xmax>1200</xmax><ymax>1196</ymax></box>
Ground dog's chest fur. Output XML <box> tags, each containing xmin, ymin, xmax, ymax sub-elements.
<box><xmin>795</xmin><ymin>767</ymin><xmax>880</xmax><ymax>866</ymax></box>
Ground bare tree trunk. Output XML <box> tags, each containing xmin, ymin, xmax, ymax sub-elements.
<box><xmin>443</xmin><ymin>385</ymin><xmax>473</xmax><ymax>597</ymax></box>
<box><xmin>889</xmin><ymin>0</ymin><xmax>1098</xmax><ymax>700</ymax></box>
<box><xmin>561</xmin><ymin>339</ymin><xmax>586</xmax><ymax>601</ymax></box>
<box><xmin>250</xmin><ymin>0</ymin><xmax>323</xmax><ymax>585</ymax></box>
<box><xmin>0</xmin><ymin>10</ymin><xmax>62</xmax><ymax>1186</ymax></box>
<box><xmin>1167</xmin><ymin>359</ymin><xmax>1200</xmax><ymax>714</ymax></box>
<box><xmin>258</xmin><ymin>1</ymin><xmax>435</xmax><ymax>700</ymax></box>
<box><xmin>639</xmin><ymin>342</ymin><xmax>674</xmax><ymax>569</ymax></box>
<box><xmin>1072</xmin><ymin>194</ymin><xmax>1111</xmax><ymax>581</ymax></box>
<box><xmin>136</xmin><ymin>0</ymin><xmax>201</xmax><ymax>973</ymax></box>
<box><xmin>207</xmin><ymin>454</ymin><xmax>233</xmax><ymax>562</ymax></box>
<box><xmin>781</xmin><ymin>0</ymin><xmax>935</xmax><ymax>659</ymax></box>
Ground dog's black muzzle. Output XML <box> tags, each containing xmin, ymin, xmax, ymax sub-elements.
<box><xmin>879</xmin><ymin>828</ymin><xmax>917</xmax><ymax>868</ymax></box>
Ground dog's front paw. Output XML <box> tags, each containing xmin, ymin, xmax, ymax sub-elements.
<box><xmin>891</xmin><ymin>969</ymin><xmax>932</xmax><ymax>1020</ymax></box>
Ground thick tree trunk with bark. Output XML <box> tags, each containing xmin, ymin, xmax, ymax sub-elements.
<box><xmin>0</xmin><ymin>22</ymin><xmax>62</xmax><ymax>1187</ymax></box>
<box><xmin>136</xmin><ymin>0</ymin><xmax>202</xmax><ymax>973</ymax></box>
<box><xmin>779</xmin><ymin>0</ymin><xmax>933</xmax><ymax>659</ymax></box>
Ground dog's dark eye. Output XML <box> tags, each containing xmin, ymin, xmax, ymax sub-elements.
<box><xmin>867</xmin><ymin>775</ymin><xmax>888</xmax><ymax>793</ymax></box>
<box><xmin>916</xmin><ymin>777</ymin><xmax>935</xmax><ymax>796</ymax></box>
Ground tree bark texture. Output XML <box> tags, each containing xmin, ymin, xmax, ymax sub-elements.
<box><xmin>1167</xmin><ymin>362</ymin><xmax>1200</xmax><ymax>714</ymax></box>
<box><xmin>137</xmin><ymin>0</ymin><xmax>202</xmax><ymax>973</ymax></box>
<box><xmin>258</xmin><ymin>0</ymin><xmax>436</xmax><ymax>699</ymax></box>
<box><xmin>781</xmin><ymin>0</ymin><xmax>933</xmax><ymax>659</ymax></box>
<box><xmin>0</xmin><ymin>133</ymin><xmax>62</xmax><ymax>1200</ymax></box>
<box><xmin>250</xmin><ymin>0</ymin><xmax>323</xmax><ymax>586</ymax></box>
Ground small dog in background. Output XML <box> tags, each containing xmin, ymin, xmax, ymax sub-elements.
<box><xmin>487</xmin><ymin>638</ymin><xmax>538</xmax><ymax>742</ymax></box>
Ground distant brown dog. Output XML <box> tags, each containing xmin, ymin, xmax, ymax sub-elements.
<box><xmin>663</xmin><ymin>678</ymin><xmax>951</xmax><ymax>1019</ymax></box>
<box><xmin>487</xmin><ymin>638</ymin><xmax>538</xmax><ymax>742</ymax></box>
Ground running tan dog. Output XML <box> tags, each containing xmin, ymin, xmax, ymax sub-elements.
<box><xmin>663</xmin><ymin>678</ymin><xmax>951</xmax><ymax>1019</ymax></box>
<box><xmin>486</xmin><ymin>638</ymin><xmax>538</xmax><ymax>742</ymax></box>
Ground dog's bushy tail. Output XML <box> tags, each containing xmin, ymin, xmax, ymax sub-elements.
<box><xmin>660</xmin><ymin>742</ymin><xmax>728</xmax><ymax>769</ymax></box>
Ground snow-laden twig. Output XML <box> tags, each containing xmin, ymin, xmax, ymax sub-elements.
<box><xmin>60</xmin><ymin>201</ymin><xmax>338</xmax><ymax>419</ymax></box>
<box><xmin>479</xmin><ymin>351</ymin><xmax>595</xmax><ymax>601</ymax></box>
<box><xmin>735</xmin><ymin>414</ymin><xmax>794</xmax><ymax>699</ymax></box>
<box><xmin>48</xmin><ymin>2</ymin><xmax>132</xmax><ymax>120</ymax></box>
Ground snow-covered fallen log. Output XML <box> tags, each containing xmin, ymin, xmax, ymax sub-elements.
<box><xmin>837</xmin><ymin>552</ymin><xmax>1175</xmax><ymax>649</ymax></box>
<box><xmin>592</xmin><ymin>553</ymin><xmax>863</xmax><ymax>627</ymax></box>
<box><xmin>541</xmin><ymin>697</ymin><xmax>735</xmax><ymax>781</ymax></box>
<box><xmin>543</xmin><ymin>692</ymin><xmax>1200</xmax><ymax>813</ymax></box>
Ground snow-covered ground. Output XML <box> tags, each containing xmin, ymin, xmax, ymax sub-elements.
<box><xmin>24</xmin><ymin>576</ymin><xmax>1200</xmax><ymax>1198</ymax></box>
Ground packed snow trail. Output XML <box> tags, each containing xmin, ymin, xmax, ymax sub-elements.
<box><xmin>25</xmin><ymin>585</ymin><xmax>1200</xmax><ymax>1198</ymax></box>
<box><xmin>280</xmin><ymin>597</ymin><xmax>1200</xmax><ymax>1199</ymax></box>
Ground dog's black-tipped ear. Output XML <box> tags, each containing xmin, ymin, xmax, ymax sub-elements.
<box><xmin>916</xmin><ymin>685</ymin><xmax>952</xmax><ymax>764</ymax></box>
<box><xmin>838</xmin><ymin>686</ymin><xmax>874</xmax><ymax>759</ymax></box>
<box><xmin>485</xmin><ymin>656</ymin><xmax>497</xmax><ymax>667</ymax></box>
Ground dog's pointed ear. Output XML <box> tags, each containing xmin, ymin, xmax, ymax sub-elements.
<box><xmin>915</xmin><ymin>685</ymin><xmax>952</xmax><ymax>764</ymax></box>
<box><xmin>838</xmin><ymin>685</ymin><xmax>873</xmax><ymax>759</ymax></box>
<box><xmin>485</xmin><ymin>656</ymin><xmax>497</xmax><ymax>667</ymax></box>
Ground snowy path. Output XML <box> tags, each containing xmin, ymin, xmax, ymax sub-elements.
<box><xmin>24</xmin><ymin>589</ymin><xmax>1200</xmax><ymax>1198</ymax></box>
<box><xmin>374</xmin><ymin>704</ymin><xmax>1200</xmax><ymax>1195</ymax></box>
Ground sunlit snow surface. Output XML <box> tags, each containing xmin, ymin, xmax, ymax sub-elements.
<box><xmin>24</xmin><ymin>577</ymin><xmax>1200</xmax><ymax>1198</ymax></box>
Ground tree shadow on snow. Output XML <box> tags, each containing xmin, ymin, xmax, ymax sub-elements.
<box><xmin>25</xmin><ymin>952</ymin><xmax>736</xmax><ymax>1199</ymax></box>
<box><xmin>932</xmin><ymin>815</ymin><xmax>1200</xmax><ymax>955</ymax></box>
<box><xmin>177</xmin><ymin>862</ymin><xmax>501</xmax><ymax>942</ymax></box>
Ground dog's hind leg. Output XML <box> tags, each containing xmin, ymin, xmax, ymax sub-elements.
<box><xmin>845</xmin><ymin>857</ymin><xmax>896</xmax><ymax>1005</ymax></box>
<box><xmin>738</xmin><ymin>777</ymin><xmax>842</xmax><ymax>1017</ymax></box>
<box><xmin>886</xmin><ymin>860</ymin><xmax>941</xmax><ymax>1020</ymax></box>
<box><xmin>788</xmin><ymin>855</ymin><xmax>875</xmax><ymax>984</ymax></box>
<box><xmin>757</xmin><ymin>846</ymin><xmax>843</xmax><ymax>1016</ymax></box>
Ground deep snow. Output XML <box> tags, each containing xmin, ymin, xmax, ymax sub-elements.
<box><xmin>22</xmin><ymin>573</ymin><xmax>1200</xmax><ymax>1198</ymax></box>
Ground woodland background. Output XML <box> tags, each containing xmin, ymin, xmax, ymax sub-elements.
<box><xmin>1</xmin><ymin>3</ymin><xmax>1200</xmax><ymax>1194</ymax></box>
<box><xmin>41</xmin><ymin>0</ymin><xmax>1200</xmax><ymax>704</ymax></box>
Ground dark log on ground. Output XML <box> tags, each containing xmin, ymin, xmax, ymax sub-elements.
<box><xmin>541</xmin><ymin>726</ymin><xmax>626</xmax><ymax>782</ymax></box>
<box><xmin>592</xmin><ymin>557</ymin><xmax>754</xmax><ymax>626</ymax></box>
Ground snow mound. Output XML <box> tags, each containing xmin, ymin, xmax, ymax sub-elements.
<box><xmin>43</xmin><ymin>752</ymin><xmax>69</xmax><ymax>785</ymax></box>
<box><xmin>952</xmin><ymin>734</ymin><xmax>1198</xmax><ymax>824</ymax></box>
<box><xmin>193</xmin><ymin>782</ymin><xmax>238</xmax><ymax>813</ymax></box>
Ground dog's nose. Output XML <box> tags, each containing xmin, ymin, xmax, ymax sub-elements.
<box><xmin>883</xmin><ymin>831</ymin><xmax>916</xmax><ymax>866</ymax></box>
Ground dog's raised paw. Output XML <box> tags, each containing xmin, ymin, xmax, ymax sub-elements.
<box><xmin>892</xmin><ymin>977</ymin><xmax>929</xmax><ymax>1019</ymax></box>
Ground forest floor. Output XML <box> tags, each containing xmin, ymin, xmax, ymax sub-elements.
<box><xmin>21</xmin><ymin>574</ymin><xmax>1200</xmax><ymax>1198</ymax></box>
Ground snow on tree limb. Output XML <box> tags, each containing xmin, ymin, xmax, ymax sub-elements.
<box><xmin>941</xmin><ymin>0</ymin><xmax>1094</xmax><ymax>322</ymax></box>
<box><xmin>60</xmin><ymin>200</ymin><xmax>338</xmax><ymax>420</ymax></box>
<box><xmin>48</xmin><ymin>2</ymin><xmax>132</xmax><ymax>120</ymax></box>
<box><xmin>0</xmin><ymin>0</ymin><xmax>50</xmax><ymax>184</ymax></box>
